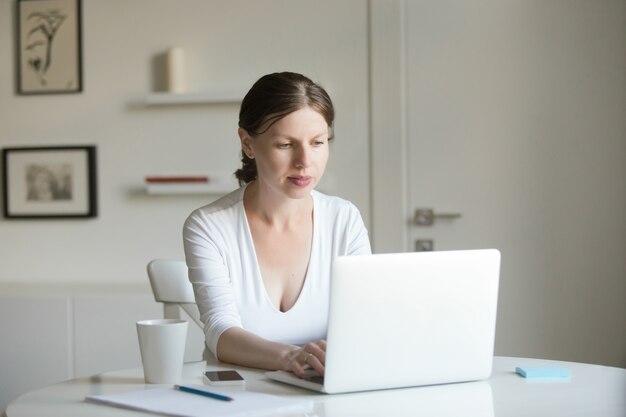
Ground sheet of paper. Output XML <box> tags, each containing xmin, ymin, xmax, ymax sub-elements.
<box><xmin>86</xmin><ymin>385</ymin><xmax>313</xmax><ymax>417</ymax></box>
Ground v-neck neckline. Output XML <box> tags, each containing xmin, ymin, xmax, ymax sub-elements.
<box><xmin>241</xmin><ymin>187</ymin><xmax>317</xmax><ymax>314</ymax></box>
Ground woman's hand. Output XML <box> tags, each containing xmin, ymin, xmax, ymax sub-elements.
<box><xmin>284</xmin><ymin>340</ymin><xmax>326</xmax><ymax>379</ymax></box>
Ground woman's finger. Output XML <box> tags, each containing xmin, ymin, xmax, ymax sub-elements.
<box><xmin>303</xmin><ymin>341</ymin><xmax>326</xmax><ymax>366</ymax></box>
<box><xmin>286</xmin><ymin>348</ymin><xmax>307</xmax><ymax>377</ymax></box>
<box><xmin>286</xmin><ymin>340</ymin><xmax>328</xmax><ymax>379</ymax></box>
<box><xmin>304</xmin><ymin>350</ymin><xmax>325</xmax><ymax>376</ymax></box>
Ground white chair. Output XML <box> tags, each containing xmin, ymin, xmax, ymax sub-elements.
<box><xmin>147</xmin><ymin>259</ymin><xmax>203</xmax><ymax>329</ymax></box>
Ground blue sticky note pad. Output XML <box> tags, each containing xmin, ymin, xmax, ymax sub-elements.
<box><xmin>515</xmin><ymin>366</ymin><xmax>571</xmax><ymax>379</ymax></box>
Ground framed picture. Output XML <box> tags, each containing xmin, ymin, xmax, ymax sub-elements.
<box><xmin>17</xmin><ymin>0</ymin><xmax>82</xmax><ymax>94</ymax></box>
<box><xmin>2</xmin><ymin>146</ymin><xmax>97</xmax><ymax>219</ymax></box>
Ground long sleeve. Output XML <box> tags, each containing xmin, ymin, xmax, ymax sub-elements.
<box><xmin>183</xmin><ymin>189</ymin><xmax>246</xmax><ymax>355</ymax></box>
<box><xmin>183</xmin><ymin>206</ymin><xmax>244</xmax><ymax>357</ymax></box>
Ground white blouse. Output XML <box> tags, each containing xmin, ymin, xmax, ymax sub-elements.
<box><xmin>183</xmin><ymin>185</ymin><xmax>371</xmax><ymax>356</ymax></box>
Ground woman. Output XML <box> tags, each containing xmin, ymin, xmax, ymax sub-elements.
<box><xmin>183</xmin><ymin>72</ymin><xmax>371</xmax><ymax>378</ymax></box>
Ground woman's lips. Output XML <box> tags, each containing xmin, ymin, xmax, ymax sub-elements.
<box><xmin>288</xmin><ymin>176</ymin><xmax>313</xmax><ymax>187</ymax></box>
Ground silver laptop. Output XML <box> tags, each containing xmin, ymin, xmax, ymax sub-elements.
<box><xmin>266</xmin><ymin>249</ymin><xmax>501</xmax><ymax>394</ymax></box>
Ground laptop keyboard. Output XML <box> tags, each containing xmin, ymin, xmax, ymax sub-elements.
<box><xmin>304</xmin><ymin>375</ymin><xmax>324</xmax><ymax>384</ymax></box>
<box><xmin>300</xmin><ymin>369</ymin><xmax>324</xmax><ymax>385</ymax></box>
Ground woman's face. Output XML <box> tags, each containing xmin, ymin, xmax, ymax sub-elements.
<box><xmin>239</xmin><ymin>106</ymin><xmax>330</xmax><ymax>200</ymax></box>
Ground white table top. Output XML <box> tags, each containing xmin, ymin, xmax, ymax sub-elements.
<box><xmin>7</xmin><ymin>356</ymin><xmax>626</xmax><ymax>417</ymax></box>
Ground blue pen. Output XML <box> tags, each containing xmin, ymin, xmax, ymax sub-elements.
<box><xmin>174</xmin><ymin>385</ymin><xmax>234</xmax><ymax>402</ymax></box>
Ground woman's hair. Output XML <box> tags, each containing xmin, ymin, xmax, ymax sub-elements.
<box><xmin>235</xmin><ymin>72</ymin><xmax>335</xmax><ymax>185</ymax></box>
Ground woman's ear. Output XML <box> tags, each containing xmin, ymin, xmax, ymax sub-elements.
<box><xmin>238</xmin><ymin>128</ymin><xmax>255</xmax><ymax>159</ymax></box>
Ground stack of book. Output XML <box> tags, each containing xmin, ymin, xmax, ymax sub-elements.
<box><xmin>145</xmin><ymin>176</ymin><xmax>233</xmax><ymax>195</ymax></box>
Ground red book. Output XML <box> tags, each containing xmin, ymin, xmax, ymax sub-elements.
<box><xmin>145</xmin><ymin>176</ymin><xmax>209</xmax><ymax>183</ymax></box>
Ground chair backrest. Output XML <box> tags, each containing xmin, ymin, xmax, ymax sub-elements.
<box><xmin>147</xmin><ymin>259</ymin><xmax>203</xmax><ymax>329</ymax></box>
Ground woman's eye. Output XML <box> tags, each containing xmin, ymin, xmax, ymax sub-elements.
<box><xmin>277</xmin><ymin>143</ymin><xmax>291</xmax><ymax>149</ymax></box>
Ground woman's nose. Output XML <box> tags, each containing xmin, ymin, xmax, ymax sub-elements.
<box><xmin>294</xmin><ymin>147</ymin><xmax>311</xmax><ymax>168</ymax></box>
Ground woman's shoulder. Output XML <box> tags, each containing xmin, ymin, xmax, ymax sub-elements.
<box><xmin>312</xmin><ymin>189</ymin><xmax>361</xmax><ymax>216</ymax></box>
<box><xmin>185</xmin><ymin>187</ymin><xmax>244</xmax><ymax>224</ymax></box>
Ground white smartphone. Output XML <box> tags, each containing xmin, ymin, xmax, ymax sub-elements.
<box><xmin>202</xmin><ymin>370</ymin><xmax>245</xmax><ymax>386</ymax></box>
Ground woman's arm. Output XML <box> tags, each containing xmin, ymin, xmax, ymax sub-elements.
<box><xmin>217</xmin><ymin>327</ymin><xmax>326</xmax><ymax>378</ymax></box>
<box><xmin>346</xmin><ymin>202</ymin><xmax>372</xmax><ymax>256</ymax></box>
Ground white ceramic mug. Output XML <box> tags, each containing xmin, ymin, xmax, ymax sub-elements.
<box><xmin>136</xmin><ymin>319</ymin><xmax>188</xmax><ymax>384</ymax></box>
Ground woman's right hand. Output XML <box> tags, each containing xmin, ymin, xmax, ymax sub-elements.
<box><xmin>284</xmin><ymin>340</ymin><xmax>326</xmax><ymax>379</ymax></box>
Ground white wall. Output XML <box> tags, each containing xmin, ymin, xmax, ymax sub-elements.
<box><xmin>0</xmin><ymin>0</ymin><xmax>370</xmax><ymax>284</ymax></box>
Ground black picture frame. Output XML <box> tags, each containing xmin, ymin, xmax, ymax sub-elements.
<box><xmin>17</xmin><ymin>0</ymin><xmax>83</xmax><ymax>94</ymax></box>
<box><xmin>2</xmin><ymin>146</ymin><xmax>97</xmax><ymax>219</ymax></box>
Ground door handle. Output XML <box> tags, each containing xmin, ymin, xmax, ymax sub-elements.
<box><xmin>413</xmin><ymin>208</ymin><xmax>461</xmax><ymax>226</ymax></box>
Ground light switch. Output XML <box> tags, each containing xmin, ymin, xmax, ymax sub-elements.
<box><xmin>415</xmin><ymin>239</ymin><xmax>434</xmax><ymax>252</ymax></box>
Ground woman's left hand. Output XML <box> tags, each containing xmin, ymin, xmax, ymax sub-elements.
<box><xmin>284</xmin><ymin>339</ymin><xmax>326</xmax><ymax>378</ymax></box>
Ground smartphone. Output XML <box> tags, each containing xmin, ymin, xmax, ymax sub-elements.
<box><xmin>203</xmin><ymin>370</ymin><xmax>245</xmax><ymax>386</ymax></box>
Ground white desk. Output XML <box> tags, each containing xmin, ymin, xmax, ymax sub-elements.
<box><xmin>6</xmin><ymin>356</ymin><xmax>625</xmax><ymax>417</ymax></box>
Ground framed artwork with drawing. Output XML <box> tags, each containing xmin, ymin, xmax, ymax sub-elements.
<box><xmin>2</xmin><ymin>146</ymin><xmax>97</xmax><ymax>219</ymax></box>
<box><xmin>17</xmin><ymin>0</ymin><xmax>82</xmax><ymax>94</ymax></box>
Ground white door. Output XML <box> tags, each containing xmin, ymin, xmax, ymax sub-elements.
<box><xmin>370</xmin><ymin>1</ymin><xmax>626</xmax><ymax>367</ymax></box>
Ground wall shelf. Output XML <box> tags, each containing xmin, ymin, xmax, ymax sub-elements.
<box><xmin>144</xmin><ymin>175</ymin><xmax>237</xmax><ymax>195</ymax></box>
<box><xmin>145</xmin><ymin>92</ymin><xmax>241</xmax><ymax>106</ymax></box>
<box><xmin>145</xmin><ymin>183</ymin><xmax>234</xmax><ymax>195</ymax></box>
